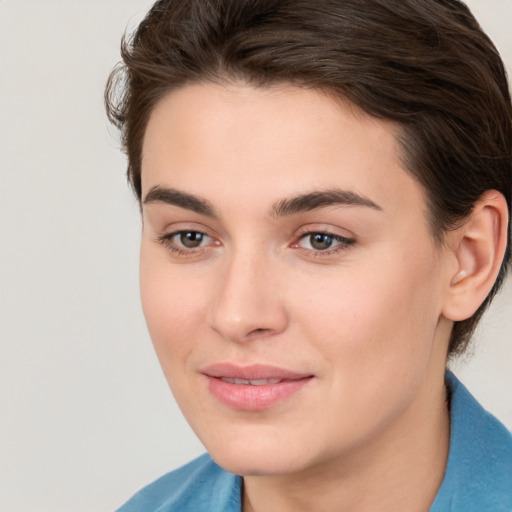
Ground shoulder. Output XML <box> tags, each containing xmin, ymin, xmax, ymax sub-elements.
<box><xmin>115</xmin><ymin>453</ymin><xmax>242</xmax><ymax>512</ymax></box>
<box><xmin>431</xmin><ymin>371</ymin><xmax>512</xmax><ymax>512</ymax></box>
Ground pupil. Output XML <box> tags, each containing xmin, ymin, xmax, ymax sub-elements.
<box><xmin>310</xmin><ymin>233</ymin><xmax>333</xmax><ymax>250</ymax></box>
<box><xmin>180</xmin><ymin>231</ymin><xmax>203</xmax><ymax>248</ymax></box>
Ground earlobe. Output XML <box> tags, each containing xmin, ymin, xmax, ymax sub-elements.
<box><xmin>442</xmin><ymin>190</ymin><xmax>509</xmax><ymax>322</ymax></box>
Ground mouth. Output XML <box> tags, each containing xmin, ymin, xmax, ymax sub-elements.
<box><xmin>219</xmin><ymin>377</ymin><xmax>284</xmax><ymax>385</ymax></box>
<box><xmin>201</xmin><ymin>363</ymin><xmax>315</xmax><ymax>411</ymax></box>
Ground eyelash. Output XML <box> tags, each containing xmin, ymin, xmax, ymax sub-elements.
<box><xmin>293</xmin><ymin>231</ymin><xmax>356</xmax><ymax>256</ymax></box>
<box><xmin>157</xmin><ymin>230</ymin><xmax>214</xmax><ymax>257</ymax></box>
<box><xmin>157</xmin><ymin>230</ymin><xmax>356</xmax><ymax>257</ymax></box>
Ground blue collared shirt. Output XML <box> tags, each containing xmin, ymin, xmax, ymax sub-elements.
<box><xmin>117</xmin><ymin>372</ymin><xmax>512</xmax><ymax>512</ymax></box>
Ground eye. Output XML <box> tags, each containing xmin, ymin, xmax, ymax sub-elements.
<box><xmin>158</xmin><ymin>229</ymin><xmax>216</xmax><ymax>253</ymax></box>
<box><xmin>295</xmin><ymin>231</ymin><xmax>355</xmax><ymax>253</ymax></box>
<box><xmin>176</xmin><ymin>231</ymin><xmax>208</xmax><ymax>248</ymax></box>
<box><xmin>306</xmin><ymin>233</ymin><xmax>336</xmax><ymax>251</ymax></box>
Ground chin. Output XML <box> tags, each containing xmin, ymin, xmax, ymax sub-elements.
<box><xmin>211</xmin><ymin>451</ymin><xmax>303</xmax><ymax>477</ymax></box>
<box><xmin>202</xmin><ymin>431</ymin><xmax>314</xmax><ymax>477</ymax></box>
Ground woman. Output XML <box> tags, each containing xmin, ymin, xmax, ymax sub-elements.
<box><xmin>106</xmin><ymin>0</ymin><xmax>512</xmax><ymax>510</ymax></box>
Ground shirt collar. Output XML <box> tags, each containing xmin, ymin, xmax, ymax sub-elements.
<box><xmin>430</xmin><ymin>371</ymin><xmax>512</xmax><ymax>511</ymax></box>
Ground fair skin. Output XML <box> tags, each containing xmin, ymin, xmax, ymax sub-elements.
<box><xmin>139</xmin><ymin>82</ymin><xmax>508</xmax><ymax>512</ymax></box>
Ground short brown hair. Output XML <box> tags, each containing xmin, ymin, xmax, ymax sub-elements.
<box><xmin>105</xmin><ymin>0</ymin><xmax>512</xmax><ymax>356</ymax></box>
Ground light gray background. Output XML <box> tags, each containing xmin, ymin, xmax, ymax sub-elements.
<box><xmin>0</xmin><ymin>1</ymin><xmax>511</xmax><ymax>511</ymax></box>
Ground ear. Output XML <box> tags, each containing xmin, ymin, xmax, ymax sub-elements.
<box><xmin>442</xmin><ymin>190</ymin><xmax>509</xmax><ymax>322</ymax></box>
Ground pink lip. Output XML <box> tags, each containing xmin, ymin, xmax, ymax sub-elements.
<box><xmin>202</xmin><ymin>363</ymin><xmax>314</xmax><ymax>411</ymax></box>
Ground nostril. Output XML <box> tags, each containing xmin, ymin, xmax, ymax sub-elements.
<box><xmin>248</xmin><ymin>328</ymin><xmax>268</xmax><ymax>336</ymax></box>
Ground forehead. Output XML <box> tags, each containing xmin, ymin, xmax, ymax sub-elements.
<box><xmin>141</xmin><ymin>82</ymin><xmax>428</xmax><ymax>221</ymax></box>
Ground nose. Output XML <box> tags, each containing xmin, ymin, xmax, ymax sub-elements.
<box><xmin>207</xmin><ymin>251</ymin><xmax>289</xmax><ymax>343</ymax></box>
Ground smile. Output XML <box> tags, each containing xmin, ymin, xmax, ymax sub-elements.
<box><xmin>202</xmin><ymin>364</ymin><xmax>314</xmax><ymax>411</ymax></box>
<box><xmin>219</xmin><ymin>378</ymin><xmax>283</xmax><ymax>385</ymax></box>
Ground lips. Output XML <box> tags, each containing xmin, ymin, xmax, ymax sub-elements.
<box><xmin>202</xmin><ymin>363</ymin><xmax>314</xmax><ymax>411</ymax></box>
<box><xmin>220</xmin><ymin>378</ymin><xmax>282</xmax><ymax>385</ymax></box>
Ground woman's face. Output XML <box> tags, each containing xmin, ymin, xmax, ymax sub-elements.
<box><xmin>140</xmin><ymin>83</ymin><xmax>454</xmax><ymax>476</ymax></box>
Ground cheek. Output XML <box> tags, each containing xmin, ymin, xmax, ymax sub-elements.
<box><xmin>291</xmin><ymin>247</ymin><xmax>442</xmax><ymax>374</ymax></box>
<box><xmin>285</xmin><ymin>253</ymin><xmax>443</xmax><ymax>443</ymax></box>
<box><xmin>139</xmin><ymin>245</ymin><xmax>205</xmax><ymax>375</ymax></box>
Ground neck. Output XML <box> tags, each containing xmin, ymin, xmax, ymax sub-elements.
<box><xmin>243</xmin><ymin>371</ymin><xmax>450</xmax><ymax>512</ymax></box>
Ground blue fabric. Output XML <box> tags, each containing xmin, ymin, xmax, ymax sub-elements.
<box><xmin>115</xmin><ymin>453</ymin><xmax>241</xmax><ymax>512</ymax></box>
<box><xmin>116</xmin><ymin>372</ymin><xmax>512</xmax><ymax>512</ymax></box>
<box><xmin>430</xmin><ymin>372</ymin><xmax>512</xmax><ymax>512</ymax></box>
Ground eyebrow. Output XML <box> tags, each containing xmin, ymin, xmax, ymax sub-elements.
<box><xmin>142</xmin><ymin>185</ymin><xmax>382</xmax><ymax>218</ymax></box>
<box><xmin>143</xmin><ymin>186</ymin><xmax>217</xmax><ymax>217</ymax></box>
<box><xmin>270</xmin><ymin>189</ymin><xmax>382</xmax><ymax>217</ymax></box>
